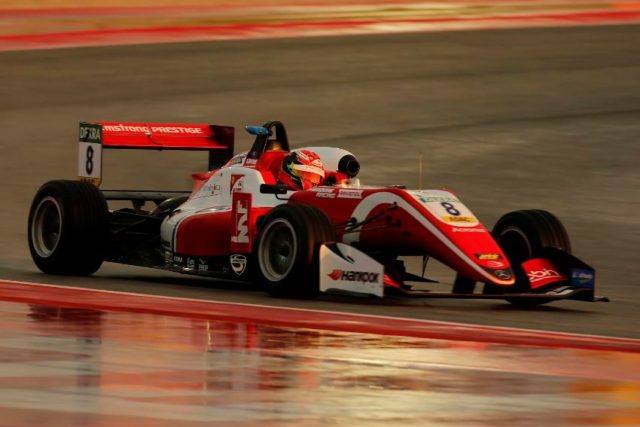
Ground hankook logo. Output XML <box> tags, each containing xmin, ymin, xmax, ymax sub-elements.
<box><xmin>328</xmin><ymin>269</ymin><xmax>380</xmax><ymax>283</ymax></box>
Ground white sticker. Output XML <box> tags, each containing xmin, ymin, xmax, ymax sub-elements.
<box><xmin>409</xmin><ymin>190</ymin><xmax>479</xmax><ymax>228</ymax></box>
<box><xmin>316</xmin><ymin>192</ymin><xmax>336</xmax><ymax>199</ymax></box>
<box><xmin>337</xmin><ymin>189</ymin><xmax>363</xmax><ymax>199</ymax></box>
<box><xmin>319</xmin><ymin>243</ymin><xmax>383</xmax><ymax>297</ymax></box>
<box><xmin>77</xmin><ymin>141</ymin><xmax>102</xmax><ymax>185</ymax></box>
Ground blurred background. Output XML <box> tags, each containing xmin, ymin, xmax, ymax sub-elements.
<box><xmin>1</xmin><ymin>2</ymin><xmax>640</xmax><ymax>425</ymax></box>
<box><xmin>0</xmin><ymin>0</ymin><xmax>639</xmax><ymax>337</ymax></box>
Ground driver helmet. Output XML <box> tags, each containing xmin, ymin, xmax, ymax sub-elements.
<box><xmin>278</xmin><ymin>149</ymin><xmax>325</xmax><ymax>190</ymax></box>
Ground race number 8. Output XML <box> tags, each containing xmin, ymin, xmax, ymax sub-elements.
<box><xmin>85</xmin><ymin>145</ymin><xmax>94</xmax><ymax>175</ymax></box>
<box><xmin>441</xmin><ymin>202</ymin><xmax>460</xmax><ymax>216</ymax></box>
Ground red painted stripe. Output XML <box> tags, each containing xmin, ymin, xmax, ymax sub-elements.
<box><xmin>2</xmin><ymin>9</ymin><xmax>640</xmax><ymax>51</ymax></box>
<box><xmin>1</xmin><ymin>0</ymin><xmax>630</xmax><ymax>15</ymax></box>
<box><xmin>1</xmin><ymin>279</ymin><xmax>638</xmax><ymax>353</ymax></box>
<box><xmin>0</xmin><ymin>4</ymin><xmax>264</xmax><ymax>17</ymax></box>
<box><xmin>0</xmin><ymin>1</ymin><xmax>469</xmax><ymax>17</ymax></box>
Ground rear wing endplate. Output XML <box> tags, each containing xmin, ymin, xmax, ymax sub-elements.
<box><xmin>77</xmin><ymin>122</ymin><xmax>234</xmax><ymax>186</ymax></box>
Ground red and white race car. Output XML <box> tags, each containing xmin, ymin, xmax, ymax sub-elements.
<box><xmin>28</xmin><ymin>120</ymin><xmax>607</xmax><ymax>305</ymax></box>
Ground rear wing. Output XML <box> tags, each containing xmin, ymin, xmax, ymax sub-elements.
<box><xmin>77</xmin><ymin>122</ymin><xmax>234</xmax><ymax>186</ymax></box>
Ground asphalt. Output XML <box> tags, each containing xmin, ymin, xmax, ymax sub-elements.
<box><xmin>1</xmin><ymin>25</ymin><xmax>639</xmax><ymax>338</ymax></box>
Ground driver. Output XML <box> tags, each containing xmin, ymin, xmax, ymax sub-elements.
<box><xmin>278</xmin><ymin>149</ymin><xmax>325</xmax><ymax>190</ymax></box>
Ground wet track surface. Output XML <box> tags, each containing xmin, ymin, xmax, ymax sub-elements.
<box><xmin>1</xmin><ymin>25</ymin><xmax>640</xmax><ymax>337</ymax></box>
<box><xmin>1</xmin><ymin>299</ymin><xmax>639</xmax><ymax>426</ymax></box>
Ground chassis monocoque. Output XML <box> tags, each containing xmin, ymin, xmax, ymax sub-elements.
<box><xmin>28</xmin><ymin>120</ymin><xmax>607</xmax><ymax>305</ymax></box>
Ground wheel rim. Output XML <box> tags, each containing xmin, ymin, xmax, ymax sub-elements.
<box><xmin>259</xmin><ymin>218</ymin><xmax>297</xmax><ymax>282</ymax></box>
<box><xmin>499</xmin><ymin>226</ymin><xmax>532</xmax><ymax>265</ymax></box>
<box><xmin>31</xmin><ymin>196</ymin><xmax>62</xmax><ymax>258</ymax></box>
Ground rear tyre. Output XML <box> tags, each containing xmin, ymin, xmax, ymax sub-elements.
<box><xmin>485</xmin><ymin>209</ymin><xmax>571</xmax><ymax>306</ymax></box>
<box><xmin>257</xmin><ymin>204</ymin><xmax>335</xmax><ymax>298</ymax></box>
<box><xmin>28</xmin><ymin>180</ymin><xmax>108</xmax><ymax>275</ymax></box>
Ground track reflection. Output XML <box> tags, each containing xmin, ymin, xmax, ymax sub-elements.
<box><xmin>0</xmin><ymin>300</ymin><xmax>638</xmax><ymax>426</ymax></box>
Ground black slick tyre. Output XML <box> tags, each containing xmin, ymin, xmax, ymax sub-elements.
<box><xmin>256</xmin><ymin>203</ymin><xmax>335</xmax><ymax>298</ymax></box>
<box><xmin>485</xmin><ymin>209</ymin><xmax>571</xmax><ymax>306</ymax></box>
<box><xmin>28</xmin><ymin>180</ymin><xmax>109</xmax><ymax>275</ymax></box>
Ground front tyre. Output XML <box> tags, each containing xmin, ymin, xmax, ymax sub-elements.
<box><xmin>28</xmin><ymin>180</ymin><xmax>108</xmax><ymax>275</ymax></box>
<box><xmin>493</xmin><ymin>209</ymin><xmax>571</xmax><ymax>265</ymax></box>
<box><xmin>486</xmin><ymin>209</ymin><xmax>571</xmax><ymax>306</ymax></box>
<box><xmin>257</xmin><ymin>204</ymin><xmax>335</xmax><ymax>298</ymax></box>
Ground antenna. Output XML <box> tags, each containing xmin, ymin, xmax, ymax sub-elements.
<box><xmin>418</xmin><ymin>151</ymin><xmax>424</xmax><ymax>189</ymax></box>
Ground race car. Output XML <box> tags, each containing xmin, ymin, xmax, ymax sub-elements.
<box><xmin>27</xmin><ymin>120</ymin><xmax>607</xmax><ymax>305</ymax></box>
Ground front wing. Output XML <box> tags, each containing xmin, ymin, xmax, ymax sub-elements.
<box><xmin>318</xmin><ymin>243</ymin><xmax>608</xmax><ymax>303</ymax></box>
<box><xmin>389</xmin><ymin>286</ymin><xmax>609</xmax><ymax>302</ymax></box>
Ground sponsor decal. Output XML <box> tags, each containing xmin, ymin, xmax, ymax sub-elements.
<box><xmin>244</xmin><ymin>158</ymin><xmax>257</xmax><ymax>166</ymax></box>
<box><xmin>166</xmin><ymin>254</ymin><xmax>210</xmax><ymax>272</ymax></box>
<box><xmin>311</xmin><ymin>187</ymin><xmax>334</xmax><ymax>193</ymax></box>
<box><xmin>337</xmin><ymin>189</ymin><xmax>363</xmax><ymax>199</ymax></box>
<box><xmin>79</xmin><ymin>124</ymin><xmax>101</xmax><ymax>143</ymax></box>
<box><xmin>570</xmin><ymin>268</ymin><xmax>594</xmax><ymax>288</ymax></box>
<box><xmin>102</xmin><ymin>124</ymin><xmax>203</xmax><ymax>135</ymax></box>
<box><xmin>528</xmin><ymin>269</ymin><xmax>563</xmax><ymax>284</ymax></box>
<box><xmin>231</xmin><ymin>199</ymin><xmax>249</xmax><ymax>244</ymax></box>
<box><xmin>328</xmin><ymin>269</ymin><xmax>380</xmax><ymax>283</ymax></box>
<box><xmin>78</xmin><ymin>124</ymin><xmax>103</xmax><ymax>185</ymax></box>
<box><xmin>475</xmin><ymin>253</ymin><xmax>502</xmax><ymax>260</ymax></box>
<box><xmin>410</xmin><ymin>190</ymin><xmax>479</xmax><ymax>228</ymax></box>
<box><xmin>202</xmin><ymin>182</ymin><xmax>222</xmax><ymax>196</ymax></box>
<box><xmin>442</xmin><ymin>216</ymin><xmax>476</xmax><ymax>223</ymax></box>
<box><xmin>316</xmin><ymin>192</ymin><xmax>336</xmax><ymax>199</ymax></box>
<box><xmin>486</xmin><ymin>260</ymin><xmax>506</xmax><ymax>268</ymax></box>
<box><xmin>493</xmin><ymin>269</ymin><xmax>513</xmax><ymax>280</ymax></box>
<box><xmin>230</xmin><ymin>192</ymin><xmax>252</xmax><ymax>253</ymax></box>
<box><xmin>319</xmin><ymin>242</ymin><xmax>384</xmax><ymax>297</ymax></box>
<box><xmin>522</xmin><ymin>258</ymin><xmax>567</xmax><ymax>289</ymax></box>
<box><xmin>210</xmin><ymin>184</ymin><xmax>222</xmax><ymax>196</ymax></box>
<box><xmin>230</xmin><ymin>175</ymin><xmax>244</xmax><ymax>194</ymax></box>
<box><xmin>451</xmin><ymin>227</ymin><xmax>484</xmax><ymax>233</ymax></box>
<box><xmin>78</xmin><ymin>176</ymin><xmax>101</xmax><ymax>186</ymax></box>
<box><xmin>417</xmin><ymin>196</ymin><xmax>459</xmax><ymax>204</ymax></box>
<box><xmin>230</xmin><ymin>254</ymin><xmax>248</xmax><ymax>275</ymax></box>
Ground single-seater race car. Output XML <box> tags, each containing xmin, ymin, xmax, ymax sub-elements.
<box><xmin>28</xmin><ymin>120</ymin><xmax>607</xmax><ymax>305</ymax></box>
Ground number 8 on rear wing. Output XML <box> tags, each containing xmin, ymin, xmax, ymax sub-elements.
<box><xmin>78</xmin><ymin>121</ymin><xmax>235</xmax><ymax>187</ymax></box>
